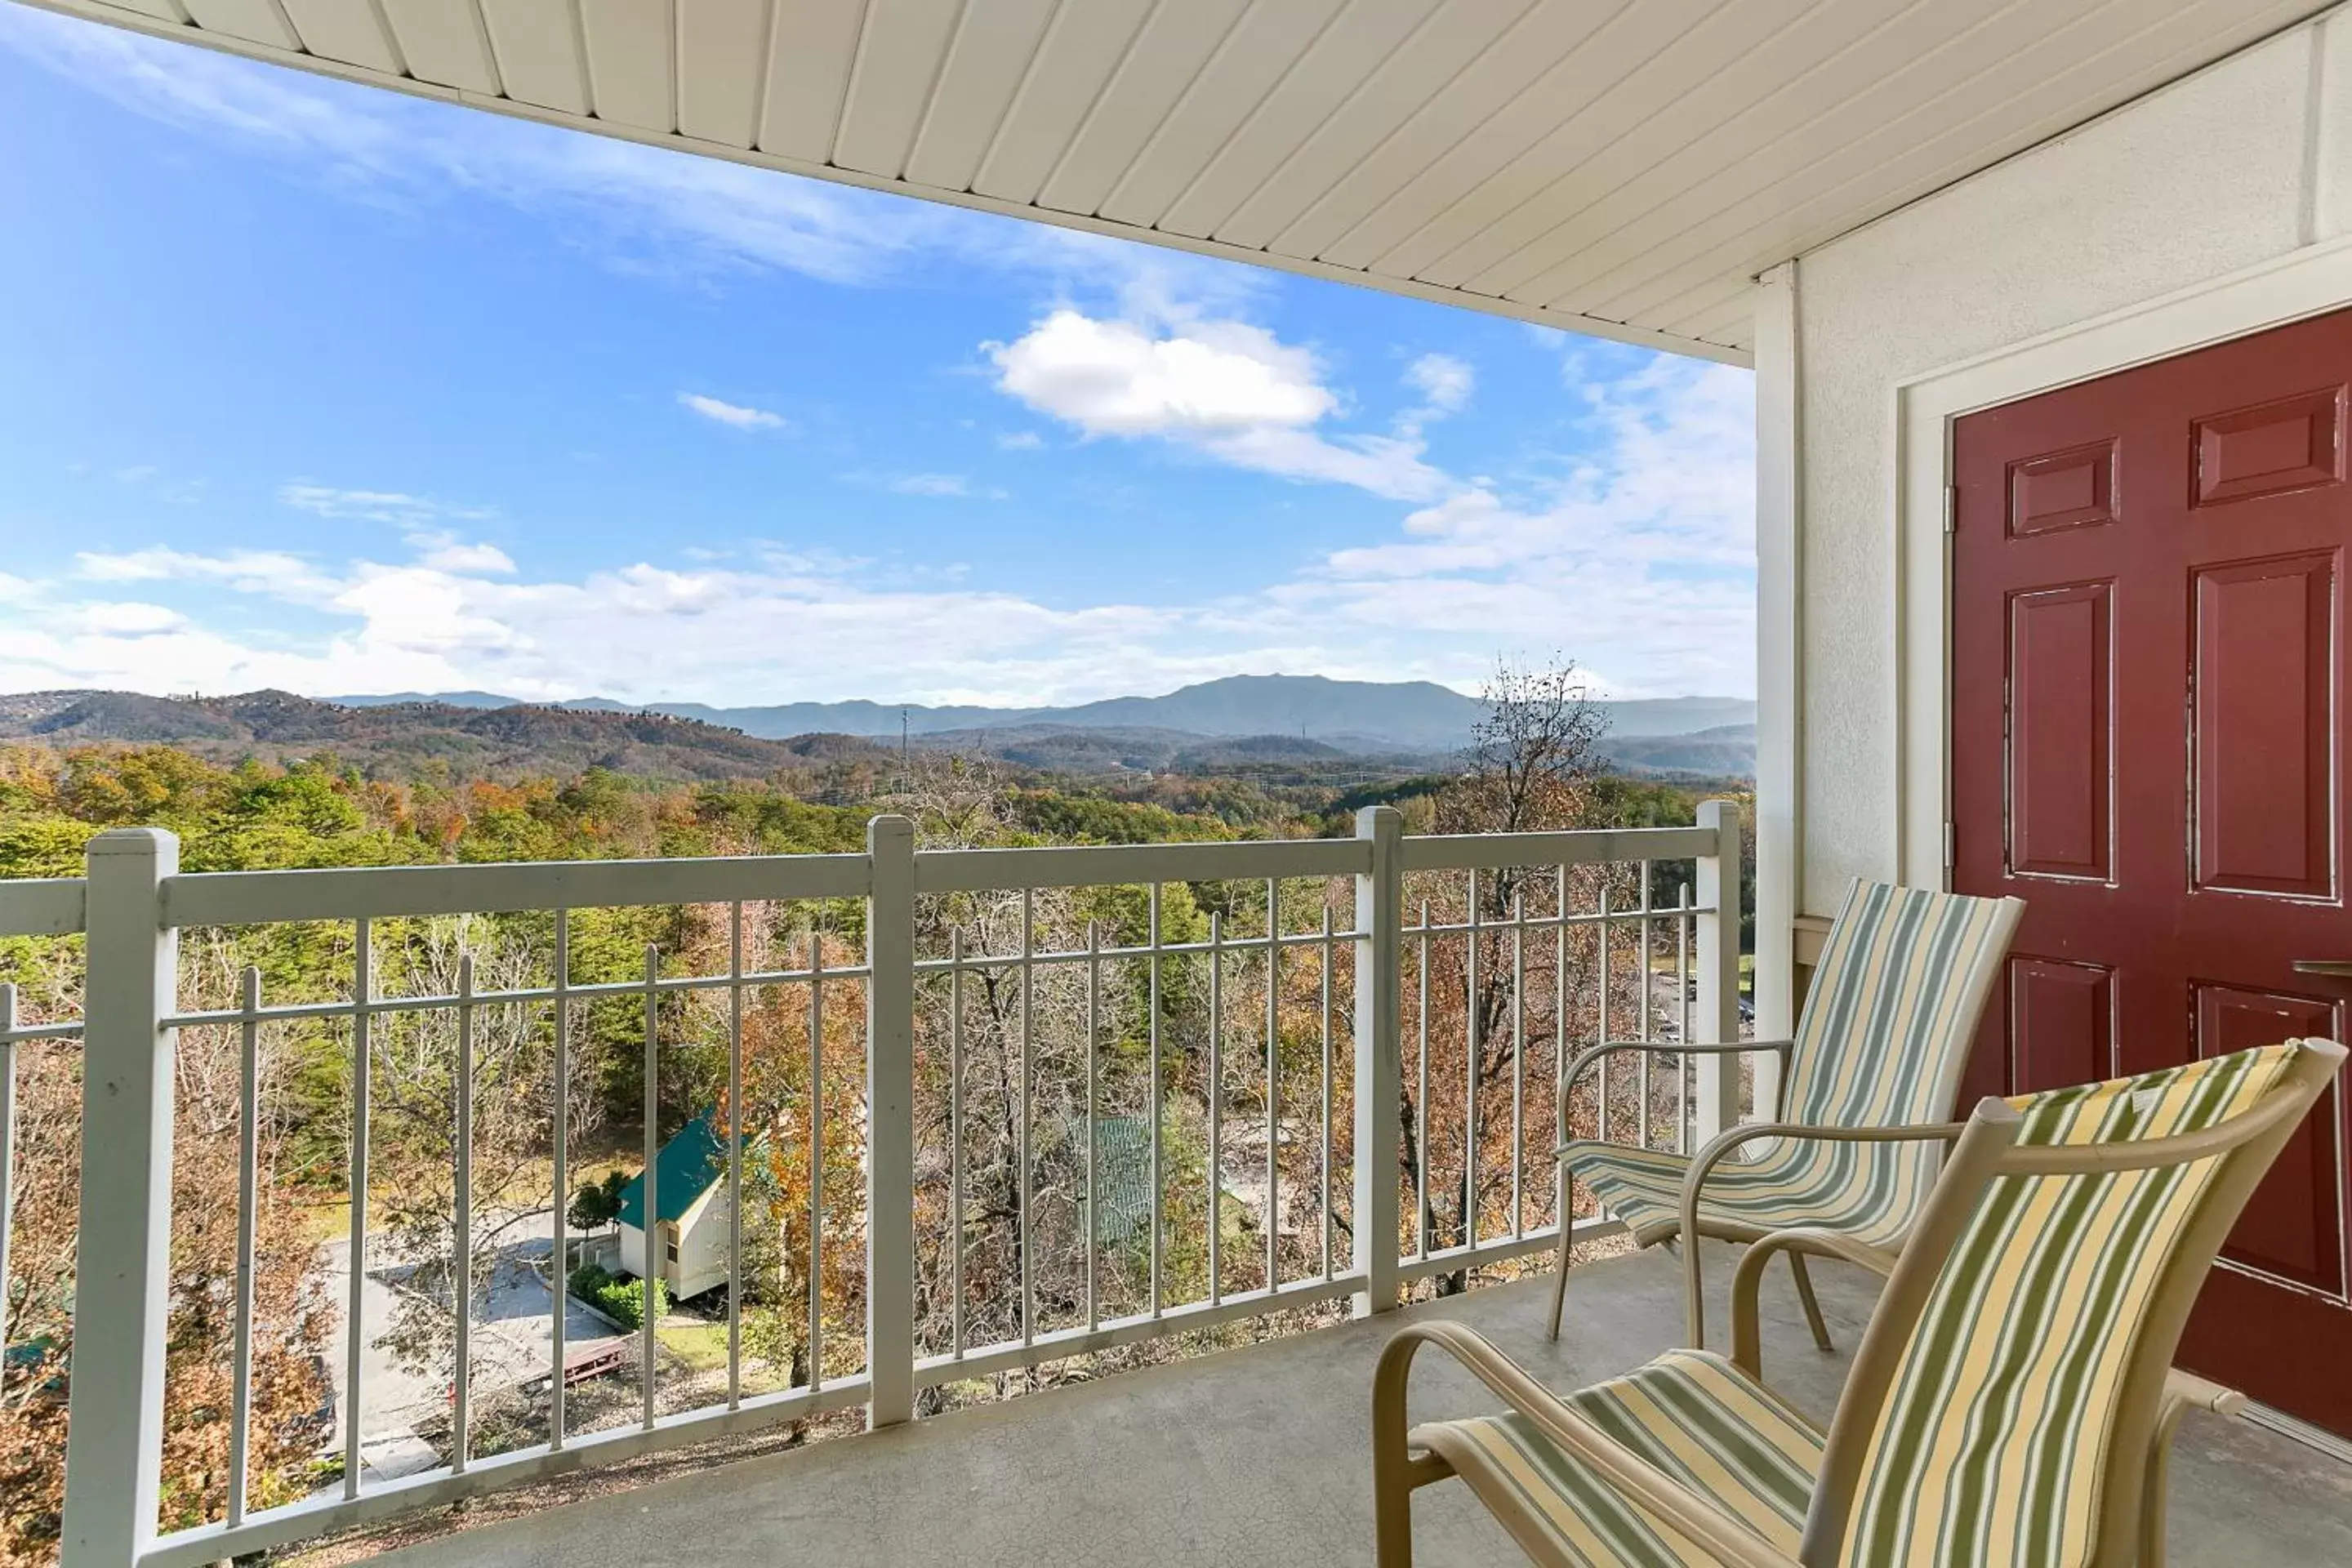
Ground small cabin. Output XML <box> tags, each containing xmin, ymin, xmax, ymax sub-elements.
<box><xmin>615</xmin><ymin>1111</ymin><xmax>756</xmax><ymax>1301</ymax></box>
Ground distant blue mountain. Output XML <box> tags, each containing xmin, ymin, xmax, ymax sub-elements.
<box><xmin>327</xmin><ymin>689</ymin><xmax>525</xmax><ymax>709</ymax></box>
<box><xmin>320</xmin><ymin>675</ymin><xmax>1755</xmax><ymax>755</ymax></box>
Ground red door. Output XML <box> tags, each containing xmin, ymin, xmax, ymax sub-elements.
<box><xmin>1952</xmin><ymin>308</ymin><xmax>2352</xmax><ymax>1437</ymax></box>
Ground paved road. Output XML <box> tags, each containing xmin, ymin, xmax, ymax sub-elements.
<box><xmin>315</xmin><ymin>1208</ymin><xmax>621</xmax><ymax>1443</ymax></box>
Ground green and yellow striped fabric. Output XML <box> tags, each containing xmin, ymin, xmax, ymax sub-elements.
<box><xmin>1423</xmin><ymin>1348</ymin><xmax>1823</xmax><ymax>1566</ymax></box>
<box><xmin>1838</xmin><ymin>1044</ymin><xmax>2298</xmax><ymax>1567</ymax></box>
<box><xmin>1567</xmin><ymin>880</ymin><xmax>2016</xmax><ymax>1248</ymax></box>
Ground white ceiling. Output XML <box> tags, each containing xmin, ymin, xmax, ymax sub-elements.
<box><xmin>24</xmin><ymin>0</ymin><xmax>2333</xmax><ymax>364</ymax></box>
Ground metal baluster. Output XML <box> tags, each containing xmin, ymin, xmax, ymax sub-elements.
<box><xmin>456</xmin><ymin>953</ymin><xmax>476</xmax><ymax>1467</ymax></box>
<box><xmin>1512</xmin><ymin>893</ymin><xmax>1526</xmax><ymax>1238</ymax></box>
<box><xmin>808</xmin><ymin>933</ymin><xmax>825</xmax><ymax>1388</ymax></box>
<box><xmin>1466</xmin><ymin>871</ymin><xmax>1480</xmax><ymax>1252</ymax></box>
<box><xmin>550</xmin><ymin>911</ymin><xmax>569</xmax><ymax>1448</ymax></box>
<box><xmin>1597</xmin><ymin>884</ymin><xmax>1612</xmax><ymax>1147</ymax></box>
<box><xmin>640</xmin><ymin>945</ymin><xmax>658</xmax><ymax>1428</ymax></box>
<box><xmin>1416</xmin><ymin>902</ymin><xmax>1430</xmax><ymax>1261</ymax></box>
<box><xmin>227</xmin><ymin>967</ymin><xmax>261</xmax><ymax>1524</ymax></box>
<box><xmin>1638</xmin><ymin>863</ymin><xmax>1654</xmax><ymax>1152</ymax></box>
<box><xmin>1553</xmin><ymin>866</ymin><xmax>1567</xmax><ymax>1228</ymax></box>
<box><xmin>1208</xmin><ymin>909</ymin><xmax>1223</xmax><ymax>1307</ymax></box>
<box><xmin>950</xmin><ymin>926</ymin><xmax>966</xmax><ymax>1356</ymax></box>
<box><xmin>1265</xmin><ymin>879</ymin><xmax>1279</xmax><ymax>1294</ymax></box>
<box><xmin>726</xmin><ymin>903</ymin><xmax>743</xmax><ymax>1409</ymax></box>
<box><xmin>1677</xmin><ymin>885</ymin><xmax>1691</xmax><ymax>1154</ymax></box>
<box><xmin>1085</xmin><ymin>920</ymin><xmax>1100</xmax><ymax>1331</ymax></box>
<box><xmin>1019</xmin><ymin>889</ymin><xmax>1034</xmax><ymax>1345</ymax></box>
<box><xmin>1147</xmin><ymin>886</ymin><xmax>1163</xmax><ymax>1317</ymax></box>
<box><xmin>344</xmin><ymin>920</ymin><xmax>371</xmax><ymax>1498</ymax></box>
<box><xmin>1320</xmin><ymin>905</ymin><xmax>1334</xmax><ymax>1282</ymax></box>
<box><xmin>0</xmin><ymin>987</ymin><xmax>16</xmax><ymax>1364</ymax></box>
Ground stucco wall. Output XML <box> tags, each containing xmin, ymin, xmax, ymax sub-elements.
<box><xmin>1788</xmin><ymin>13</ymin><xmax>2347</xmax><ymax>911</ymax></box>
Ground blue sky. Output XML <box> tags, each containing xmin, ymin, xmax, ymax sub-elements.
<box><xmin>0</xmin><ymin>7</ymin><xmax>1754</xmax><ymax>708</ymax></box>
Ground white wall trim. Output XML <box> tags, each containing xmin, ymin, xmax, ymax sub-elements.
<box><xmin>1753</xmin><ymin>264</ymin><xmax>1802</xmax><ymax>1057</ymax></box>
<box><xmin>1892</xmin><ymin>228</ymin><xmax>2352</xmax><ymax>888</ymax></box>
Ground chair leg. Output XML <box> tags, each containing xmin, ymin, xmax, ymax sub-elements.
<box><xmin>2140</xmin><ymin>1394</ymin><xmax>2191</xmax><ymax>1566</ymax></box>
<box><xmin>1373</xmin><ymin>1328</ymin><xmax>1446</xmax><ymax>1566</ymax></box>
<box><xmin>1788</xmin><ymin>1251</ymin><xmax>1833</xmax><ymax>1352</ymax></box>
<box><xmin>1544</xmin><ymin>1168</ymin><xmax>1575</xmax><ymax>1342</ymax></box>
<box><xmin>1682</xmin><ymin>1230</ymin><xmax>1707</xmax><ymax>1349</ymax></box>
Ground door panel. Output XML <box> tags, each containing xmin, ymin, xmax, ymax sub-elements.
<box><xmin>2009</xmin><ymin>439</ymin><xmax>2119</xmax><ymax>534</ymax></box>
<box><xmin>2193</xmin><ymin>982</ymin><xmax>2345</xmax><ymax>1296</ymax></box>
<box><xmin>2191</xmin><ymin>553</ymin><xmax>2336</xmax><ymax>899</ymax></box>
<box><xmin>2008</xmin><ymin>956</ymin><xmax>2114</xmax><ymax>1092</ymax></box>
<box><xmin>2191</xmin><ymin>388</ymin><xmax>2344</xmax><ymax>506</ymax></box>
<box><xmin>1953</xmin><ymin>306</ymin><xmax>2352</xmax><ymax>1436</ymax></box>
<box><xmin>2007</xmin><ymin>581</ymin><xmax>2114</xmax><ymax>880</ymax></box>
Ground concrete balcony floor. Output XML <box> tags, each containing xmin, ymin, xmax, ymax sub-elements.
<box><xmin>381</xmin><ymin>1245</ymin><xmax>2352</xmax><ymax>1566</ymax></box>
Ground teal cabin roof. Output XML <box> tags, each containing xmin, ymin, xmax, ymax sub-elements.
<box><xmin>617</xmin><ymin>1110</ymin><xmax>752</xmax><ymax>1230</ymax></box>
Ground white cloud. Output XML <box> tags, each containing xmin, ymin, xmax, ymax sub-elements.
<box><xmin>987</xmin><ymin>309</ymin><xmax>1447</xmax><ymax>501</ymax></box>
<box><xmin>75</xmin><ymin>546</ymin><xmax>344</xmax><ymax>601</ymax></box>
<box><xmin>996</xmin><ymin>430</ymin><xmax>1045</xmax><ymax>451</ymax></box>
<box><xmin>886</xmin><ymin>474</ymin><xmax>996</xmax><ymax>498</ymax></box>
<box><xmin>405</xmin><ymin>531</ymin><xmax>518</xmax><ymax>574</ymax></box>
<box><xmin>991</xmin><ymin>310</ymin><xmax>1332</xmax><ymax>434</ymax></box>
<box><xmin>1405</xmin><ymin>353</ymin><xmax>1473</xmax><ymax>415</ymax></box>
<box><xmin>279</xmin><ymin>483</ymin><xmax>496</xmax><ymax>524</ymax></box>
<box><xmin>679</xmin><ymin>392</ymin><xmax>788</xmax><ymax>430</ymax></box>
<box><xmin>74</xmin><ymin>602</ymin><xmax>185</xmax><ymax>636</ymax></box>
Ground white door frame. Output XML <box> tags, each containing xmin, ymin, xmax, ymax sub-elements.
<box><xmin>1891</xmin><ymin>231</ymin><xmax>2352</xmax><ymax>889</ymax></box>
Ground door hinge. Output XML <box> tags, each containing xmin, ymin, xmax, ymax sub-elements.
<box><xmin>1943</xmin><ymin>821</ymin><xmax>1956</xmax><ymax>870</ymax></box>
<box><xmin>1944</xmin><ymin>483</ymin><xmax>1958</xmax><ymax>534</ymax></box>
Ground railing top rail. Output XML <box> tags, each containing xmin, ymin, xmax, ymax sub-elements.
<box><xmin>1399</xmin><ymin>823</ymin><xmax>1721</xmax><ymax>872</ymax></box>
<box><xmin>0</xmin><ymin>875</ymin><xmax>87</xmax><ymax>938</ymax></box>
<box><xmin>8</xmin><ymin>816</ymin><xmax>1731</xmax><ymax>933</ymax></box>
<box><xmin>163</xmin><ymin>853</ymin><xmax>875</xmax><ymax>927</ymax></box>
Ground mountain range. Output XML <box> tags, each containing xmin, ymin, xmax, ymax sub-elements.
<box><xmin>0</xmin><ymin>676</ymin><xmax>1757</xmax><ymax>782</ymax></box>
<box><xmin>325</xmin><ymin>675</ymin><xmax>1754</xmax><ymax>752</ymax></box>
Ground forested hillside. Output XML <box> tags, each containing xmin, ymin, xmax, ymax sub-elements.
<box><xmin>0</xmin><ymin>686</ymin><xmax>1757</xmax><ymax>784</ymax></box>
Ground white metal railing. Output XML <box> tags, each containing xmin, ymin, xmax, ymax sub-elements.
<box><xmin>0</xmin><ymin>801</ymin><xmax>1744</xmax><ymax>1566</ymax></box>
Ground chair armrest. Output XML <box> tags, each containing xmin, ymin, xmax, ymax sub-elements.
<box><xmin>1374</xmin><ymin>1322</ymin><xmax>1802</xmax><ymax>1568</ymax></box>
<box><xmin>1682</xmin><ymin>1118</ymin><xmax>1970</xmax><ymax>1221</ymax></box>
<box><xmin>1557</xmin><ymin>1040</ymin><xmax>1796</xmax><ymax>1142</ymax></box>
<box><xmin>1686</xmin><ymin>1119</ymin><xmax>1965</xmax><ymax>1360</ymax></box>
<box><xmin>1729</xmin><ymin>1227</ymin><xmax>1903</xmax><ymax>1376</ymax></box>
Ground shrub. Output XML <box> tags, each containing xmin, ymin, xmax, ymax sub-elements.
<box><xmin>589</xmin><ymin>1275</ymin><xmax>666</xmax><ymax>1330</ymax></box>
<box><xmin>566</xmin><ymin>1261</ymin><xmax>612</xmax><ymax>1300</ymax></box>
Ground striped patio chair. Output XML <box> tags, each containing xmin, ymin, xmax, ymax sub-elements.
<box><xmin>1374</xmin><ymin>1037</ymin><xmax>2346</xmax><ymax>1568</ymax></box>
<box><xmin>1547</xmin><ymin>879</ymin><xmax>2023</xmax><ymax>1349</ymax></box>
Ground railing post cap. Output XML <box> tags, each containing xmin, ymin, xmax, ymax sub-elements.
<box><xmin>866</xmin><ymin>813</ymin><xmax>915</xmax><ymax>844</ymax></box>
<box><xmin>87</xmin><ymin>826</ymin><xmax>179</xmax><ymax>856</ymax></box>
<box><xmin>1354</xmin><ymin>803</ymin><xmax>1402</xmax><ymax>835</ymax></box>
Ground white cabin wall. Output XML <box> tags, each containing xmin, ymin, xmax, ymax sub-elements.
<box><xmin>675</xmin><ymin>1187</ymin><xmax>733</xmax><ymax>1298</ymax></box>
<box><xmin>1783</xmin><ymin>14</ymin><xmax>2339</xmax><ymax>919</ymax></box>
